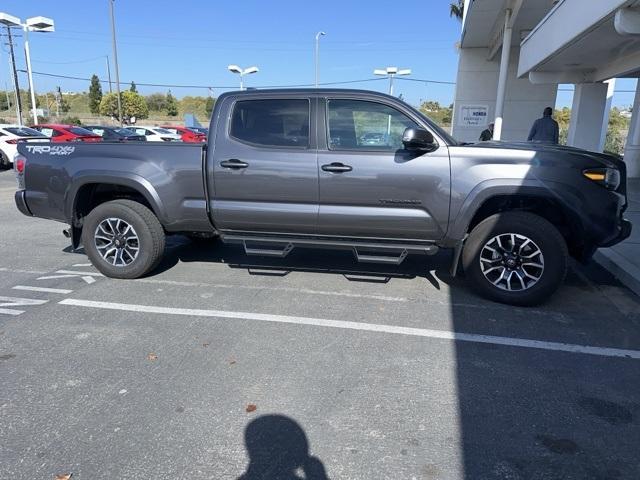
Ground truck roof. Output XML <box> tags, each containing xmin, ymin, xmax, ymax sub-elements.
<box><xmin>218</xmin><ymin>88</ymin><xmax>397</xmax><ymax>100</ymax></box>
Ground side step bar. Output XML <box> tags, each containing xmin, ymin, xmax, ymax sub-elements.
<box><xmin>223</xmin><ymin>234</ymin><xmax>438</xmax><ymax>266</ymax></box>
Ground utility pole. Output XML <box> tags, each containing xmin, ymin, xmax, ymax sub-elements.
<box><xmin>5</xmin><ymin>26</ymin><xmax>23</xmax><ymax>125</ymax></box>
<box><xmin>108</xmin><ymin>0</ymin><xmax>123</xmax><ymax>126</ymax></box>
<box><xmin>105</xmin><ymin>55</ymin><xmax>113</xmax><ymax>94</ymax></box>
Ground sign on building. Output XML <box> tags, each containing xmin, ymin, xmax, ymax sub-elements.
<box><xmin>459</xmin><ymin>105</ymin><xmax>489</xmax><ymax>127</ymax></box>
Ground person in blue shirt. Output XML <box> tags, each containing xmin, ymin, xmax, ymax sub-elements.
<box><xmin>527</xmin><ymin>107</ymin><xmax>559</xmax><ymax>144</ymax></box>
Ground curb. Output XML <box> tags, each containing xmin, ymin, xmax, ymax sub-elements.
<box><xmin>593</xmin><ymin>248</ymin><xmax>640</xmax><ymax>297</ymax></box>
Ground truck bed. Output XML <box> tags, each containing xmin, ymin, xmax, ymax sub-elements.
<box><xmin>17</xmin><ymin>142</ymin><xmax>211</xmax><ymax>233</ymax></box>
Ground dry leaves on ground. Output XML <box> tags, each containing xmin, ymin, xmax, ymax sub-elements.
<box><xmin>245</xmin><ymin>404</ymin><xmax>257</xmax><ymax>413</ymax></box>
<box><xmin>147</xmin><ymin>353</ymin><xmax>158</xmax><ymax>361</ymax></box>
<box><xmin>55</xmin><ymin>474</ymin><xmax>72</xmax><ymax>480</ymax></box>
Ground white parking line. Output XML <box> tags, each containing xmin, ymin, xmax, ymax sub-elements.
<box><xmin>55</xmin><ymin>270</ymin><xmax>104</xmax><ymax>277</ymax></box>
<box><xmin>0</xmin><ymin>295</ymin><xmax>49</xmax><ymax>315</ymax></box>
<box><xmin>59</xmin><ymin>298</ymin><xmax>640</xmax><ymax>360</ymax></box>
<box><xmin>13</xmin><ymin>286</ymin><xmax>73</xmax><ymax>294</ymax></box>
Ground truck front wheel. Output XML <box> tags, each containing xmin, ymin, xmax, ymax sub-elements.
<box><xmin>461</xmin><ymin>211</ymin><xmax>568</xmax><ymax>306</ymax></box>
<box><xmin>81</xmin><ymin>199</ymin><xmax>166</xmax><ymax>279</ymax></box>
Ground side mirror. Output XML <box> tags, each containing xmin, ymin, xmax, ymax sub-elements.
<box><xmin>402</xmin><ymin>127</ymin><xmax>437</xmax><ymax>152</ymax></box>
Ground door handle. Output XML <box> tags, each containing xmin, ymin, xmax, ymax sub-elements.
<box><xmin>321</xmin><ymin>162</ymin><xmax>352</xmax><ymax>173</ymax></box>
<box><xmin>220</xmin><ymin>159</ymin><xmax>249</xmax><ymax>169</ymax></box>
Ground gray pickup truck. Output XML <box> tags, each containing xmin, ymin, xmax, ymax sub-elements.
<box><xmin>14</xmin><ymin>89</ymin><xmax>631</xmax><ymax>305</ymax></box>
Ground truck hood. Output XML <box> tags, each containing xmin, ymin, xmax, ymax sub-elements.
<box><xmin>462</xmin><ymin>140</ymin><xmax>625</xmax><ymax>171</ymax></box>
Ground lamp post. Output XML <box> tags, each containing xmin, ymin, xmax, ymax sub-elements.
<box><xmin>227</xmin><ymin>65</ymin><xmax>259</xmax><ymax>91</ymax></box>
<box><xmin>0</xmin><ymin>12</ymin><xmax>54</xmax><ymax>125</ymax></box>
<box><xmin>108</xmin><ymin>0</ymin><xmax>123</xmax><ymax>126</ymax></box>
<box><xmin>373</xmin><ymin>66</ymin><xmax>411</xmax><ymax>96</ymax></box>
<box><xmin>315</xmin><ymin>31</ymin><xmax>325</xmax><ymax>88</ymax></box>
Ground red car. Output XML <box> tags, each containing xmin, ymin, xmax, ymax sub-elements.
<box><xmin>160</xmin><ymin>125</ymin><xmax>206</xmax><ymax>143</ymax></box>
<box><xmin>29</xmin><ymin>124</ymin><xmax>102</xmax><ymax>143</ymax></box>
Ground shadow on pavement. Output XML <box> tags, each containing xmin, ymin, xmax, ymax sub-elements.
<box><xmin>237</xmin><ymin>415</ymin><xmax>329</xmax><ymax>480</ymax></box>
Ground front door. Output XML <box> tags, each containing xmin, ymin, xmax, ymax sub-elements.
<box><xmin>209</xmin><ymin>97</ymin><xmax>318</xmax><ymax>234</ymax></box>
<box><xmin>317</xmin><ymin>98</ymin><xmax>450</xmax><ymax>240</ymax></box>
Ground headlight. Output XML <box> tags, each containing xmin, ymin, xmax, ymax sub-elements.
<box><xmin>583</xmin><ymin>168</ymin><xmax>620</xmax><ymax>190</ymax></box>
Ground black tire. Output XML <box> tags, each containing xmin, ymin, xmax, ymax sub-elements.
<box><xmin>461</xmin><ymin>211</ymin><xmax>568</xmax><ymax>306</ymax></box>
<box><xmin>0</xmin><ymin>150</ymin><xmax>10</xmax><ymax>170</ymax></box>
<box><xmin>82</xmin><ymin>199</ymin><xmax>165</xmax><ymax>279</ymax></box>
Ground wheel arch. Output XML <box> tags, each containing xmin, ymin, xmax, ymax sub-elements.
<box><xmin>66</xmin><ymin>174</ymin><xmax>167</xmax><ymax>248</ymax></box>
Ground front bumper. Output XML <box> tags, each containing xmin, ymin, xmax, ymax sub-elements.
<box><xmin>14</xmin><ymin>190</ymin><xmax>32</xmax><ymax>217</ymax></box>
<box><xmin>600</xmin><ymin>218</ymin><xmax>632</xmax><ymax>248</ymax></box>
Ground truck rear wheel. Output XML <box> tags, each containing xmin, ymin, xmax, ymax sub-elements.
<box><xmin>82</xmin><ymin>199</ymin><xmax>166</xmax><ymax>279</ymax></box>
<box><xmin>461</xmin><ymin>211</ymin><xmax>568</xmax><ymax>306</ymax></box>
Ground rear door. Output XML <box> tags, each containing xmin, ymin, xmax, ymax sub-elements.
<box><xmin>208</xmin><ymin>95</ymin><xmax>318</xmax><ymax>234</ymax></box>
<box><xmin>317</xmin><ymin>97</ymin><xmax>451</xmax><ymax>240</ymax></box>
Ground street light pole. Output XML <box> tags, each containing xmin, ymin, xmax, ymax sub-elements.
<box><xmin>228</xmin><ymin>65</ymin><xmax>259</xmax><ymax>91</ymax></box>
<box><xmin>373</xmin><ymin>66</ymin><xmax>411</xmax><ymax>97</ymax></box>
<box><xmin>22</xmin><ymin>24</ymin><xmax>39</xmax><ymax>124</ymax></box>
<box><xmin>105</xmin><ymin>55</ymin><xmax>113</xmax><ymax>94</ymax></box>
<box><xmin>109</xmin><ymin>0</ymin><xmax>123</xmax><ymax>126</ymax></box>
<box><xmin>315</xmin><ymin>31</ymin><xmax>325</xmax><ymax>88</ymax></box>
<box><xmin>5</xmin><ymin>26</ymin><xmax>22</xmax><ymax>125</ymax></box>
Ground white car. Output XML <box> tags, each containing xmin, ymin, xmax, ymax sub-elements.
<box><xmin>128</xmin><ymin>126</ymin><xmax>182</xmax><ymax>142</ymax></box>
<box><xmin>0</xmin><ymin>124</ymin><xmax>49</xmax><ymax>168</ymax></box>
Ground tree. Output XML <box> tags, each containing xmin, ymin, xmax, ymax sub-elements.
<box><xmin>205</xmin><ymin>96</ymin><xmax>216</xmax><ymax>117</ymax></box>
<box><xmin>145</xmin><ymin>93</ymin><xmax>167</xmax><ymax>112</ymax></box>
<box><xmin>129</xmin><ymin>81</ymin><xmax>137</xmax><ymax>93</ymax></box>
<box><xmin>88</xmin><ymin>74</ymin><xmax>103</xmax><ymax>114</ymax></box>
<box><xmin>420</xmin><ymin>100</ymin><xmax>441</xmax><ymax>112</ymax></box>
<box><xmin>99</xmin><ymin>91</ymin><xmax>148</xmax><ymax>122</ymax></box>
<box><xmin>450</xmin><ymin>0</ymin><xmax>464</xmax><ymax>20</ymax></box>
<box><xmin>165</xmin><ymin>90</ymin><xmax>178</xmax><ymax>116</ymax></box>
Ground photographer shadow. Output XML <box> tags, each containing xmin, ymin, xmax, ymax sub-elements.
<box><xmin>237</xmin><ymin>415</ymin><xmax>329</xmax><ymax>480</ymax></box>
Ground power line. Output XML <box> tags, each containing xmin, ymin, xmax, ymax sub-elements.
<box><xmin>20</xmin><ymin>69</ymin><xmax>393</xmax><ymax>90</ymax></box>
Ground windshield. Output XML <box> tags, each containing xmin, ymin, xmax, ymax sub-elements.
<box><xmin>4</xmin><ymin>127</ymin><xmax>45</xmax><ymax>137</ymax></box>
<box><xmin>69</xmin><ymin>127</ymin><xmax>98</xmax><ymax>136</ymax></box>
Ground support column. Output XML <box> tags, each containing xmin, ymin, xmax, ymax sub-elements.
<box><xmin>567</xmin><ymin>82</ymin><xmax>609</xmax><ymax>152</ymax></box>
<box><xmin>624</xmin><ymin>81</ymin><xmax>640</xmax><ymax>178</ymax></box>
<box><xmin>493</xmin><ymin>9</ymin><xmax>513</xmax><ymax>141</ymax></box>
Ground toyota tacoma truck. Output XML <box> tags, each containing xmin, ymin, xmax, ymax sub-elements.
<box><xmin>14</xmin><ymin>89</ymin><xmax>632</xmax><ymax>305</ymax></box>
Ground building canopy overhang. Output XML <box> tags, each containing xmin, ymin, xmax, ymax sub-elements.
<box><xmin>462</xmin><ymin>0</ymin><xmax>640</xmax><ymax>83</ymax></box>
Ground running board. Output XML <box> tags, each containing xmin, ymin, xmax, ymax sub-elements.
<box><xmin>353</xmin><ymin>247</ymin><xmax>408</xmax><ymax>265</ymax></box>
<box><xmin>243</xmin><ymin>240</ymin><xmax>294</xmax><ymax>258</ymax></box>
<box><xmin>222</xmin><ymin>234</ymin><xmax>438</xmax><ymax>264</ymax></box>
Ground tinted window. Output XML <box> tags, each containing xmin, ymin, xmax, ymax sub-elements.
<box><xmin>327</xmin><ymin>99</ymin><xmax>418</xmax><ymax>151</ymax></box>
<box><xmin>231</xmin><ymin>99</ymin><xmax>309</xmax><ymax>147</ymax></box>
<box><xmin>5</xmin><ymin>127</ymin><xmax>44</xmax><ymax>137</ymax></box>
<box><xmin>69</xmin><ymin>127</ymin><xmax>96</xmax><ymax>136</ymax></box>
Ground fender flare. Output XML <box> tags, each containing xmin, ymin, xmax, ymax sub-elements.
<box><xmin>65</xmin><ymin>172</ymin><xmax>168</xmax><ymax>225</ymax></box>
<box><xmin>445</xmin><ymin>178</ymin><xmax>585</xmax><ymax>246</ymax></box>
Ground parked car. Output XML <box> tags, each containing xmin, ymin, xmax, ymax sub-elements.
<box><xmin>14</xmin><ymin>89</ymin><xmax>632</xmax><ymax>306</ymax></box>
<box><xmin>189</xmin><ymin>127</ymin><xmax>208</xmax><ymax>136</ymax></box>
<box><xmin>128</xmin><ymin>126</ymin><xmax>182</xmax><ymax>142</ymax></box>
<box><xmin>30</xmin><ymin>124</ymin><xmax>102</xmax><ymax>143</ymax></box>
<box><xmin>0</xmin><ymin>124</ymin><xmax>48</xmax><ymax>168</ymax></box>
<box><xmin>160</xmin><ymin>125</ymin><xmax>206</xmax><ymax>143</ymax></box>
<box><xmin>83</xmin><ymin>126</ymin><xmax>146</xmax><ymax>142</ymax></box>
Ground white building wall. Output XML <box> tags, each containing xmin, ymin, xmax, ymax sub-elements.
<box><xmin>453</xmin><ymin>47</ymin><xmax>557</xmax><ymax>143</ymax></box>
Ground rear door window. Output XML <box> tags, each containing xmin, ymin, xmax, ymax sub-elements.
<box><xmin>230</xmin><ymin>99</ymin><xmax>309</xmax><ymax>148</ymax></box>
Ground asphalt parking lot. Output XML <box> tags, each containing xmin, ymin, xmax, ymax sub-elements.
<box><xmin>1</xmin><ymin>168</ymin><xmax>640</xmax><ymax>479</ymax></box>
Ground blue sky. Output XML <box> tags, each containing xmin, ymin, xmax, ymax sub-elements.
<box><xmin>1</xmin><ymin>0</ymin><xmax>636</xmax><ymax>108</ymax></box>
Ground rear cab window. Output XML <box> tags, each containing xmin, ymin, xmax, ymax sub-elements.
<box><xmin>230</xmin><ymin>99</ymin><xmax>310</xmax><ymax>148</ymax></box>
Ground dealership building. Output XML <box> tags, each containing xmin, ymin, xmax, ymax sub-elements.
<box><xmin>453</xmin><ymin>0</ymin><xmax>640</xmax><ymax>177</ymax></box>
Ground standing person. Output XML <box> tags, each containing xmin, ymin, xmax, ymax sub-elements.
<box><xmin>479</xmin><ymin>123</ymin><xmax>494</xmax><ymax>141</ymax></box>
<box><xmin>527</xmin><ymin>107</ymin><xmax>559</xmax><ymax>144</ymax></box>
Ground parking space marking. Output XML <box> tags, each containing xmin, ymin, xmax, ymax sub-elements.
<box><xmin>55</xmin><ymin>270</ymin><xmax>103</xmax><ymax>277</ymax></box>
<box><xmin>12</xmin><ymin>286</ymin><xmax>73</xmax><ymax>294</ymax></box>
<box><xmin>37</xmin><ymin>274</ymin><xmax>78</xmax><ymax>280</ymax></box>
<box><xmin>59</xmin><ymin>298</ymin><xmax>640</xmax><ymax>360</ymax></box>
<box><xmin>72</xmin><ymin>263</ymin><xmax>92</xmax><ymax>267</ymax></box>
<box><xmin>0</xmin><ymin>295</ymin><xmax>49</xmax><ymax>315</ymax></box>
